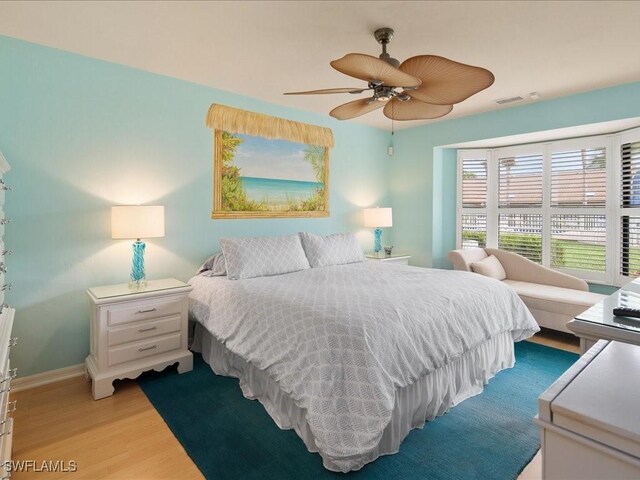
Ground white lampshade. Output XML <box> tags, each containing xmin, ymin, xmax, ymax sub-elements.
<box><xmin>111</xmin><ymin>205</ymin><xmax>165</xmax><ymax>240</ymax></box>
<box><xmin>363</xmin><ymin>207</ymin><xmax>393</xmax><ymax>228</ymax></box>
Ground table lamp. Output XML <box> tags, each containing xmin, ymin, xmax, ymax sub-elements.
<box><xmin>363</xmin><ymin>207</ymin><xmax>393</xmax><ymax>254</ymax></box>
<box><xmin>111</xmin><ymin>205</ymin><xmax>165</xmax><ymax>289</ymax></box>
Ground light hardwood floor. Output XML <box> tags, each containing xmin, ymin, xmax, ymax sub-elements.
<box><xmin>10</xmin><ymin>330</ymin><xmax>578</xmax><ymax>479</ymax></box>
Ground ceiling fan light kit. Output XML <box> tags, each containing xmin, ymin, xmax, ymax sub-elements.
<box><xmin>285</xmin><ymin>27</ymin><xmax>495</xmax><ymax>123</ymax></box>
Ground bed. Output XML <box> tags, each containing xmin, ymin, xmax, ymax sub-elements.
<box><xmin>188</xmin><ymin>260</ymin><xmax>538</xmax><ymax>472</ymax></box>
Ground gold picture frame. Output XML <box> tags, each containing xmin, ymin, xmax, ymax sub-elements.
<box><xmin>207</xmin><ymin>104</ymin><xmax>333</xmax><ymax>219</ymax></box>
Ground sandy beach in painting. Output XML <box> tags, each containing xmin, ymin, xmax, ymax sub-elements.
<box><xmin>240</xmin><ymin>176</ymin><xmax>322</xmax><ymax>207</ymax></box>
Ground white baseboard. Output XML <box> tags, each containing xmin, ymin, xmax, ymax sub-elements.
<box><xmin>12</xmin><ymin>363</ymin><xmax>85</xmax><ymax>392</ymax></box>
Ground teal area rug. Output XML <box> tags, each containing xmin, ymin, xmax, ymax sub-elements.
<box><xmin>138</xmin><ymin>341</ymin><xmax>577</xmax><ymax>480</ymax></box>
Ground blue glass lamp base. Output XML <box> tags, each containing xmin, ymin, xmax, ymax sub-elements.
<box><xmin>374</xmin><ymin>228</ymin><xmax>383</xmax><ymax>253</ymax></box>
<box><xmin>129</xmin><ymin>240</ymin><xmax>147</xmax><ymax>290</ymax></box>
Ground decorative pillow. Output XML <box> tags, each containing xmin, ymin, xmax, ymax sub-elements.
<box><xmin>299</xmin><ymin>232</ymin><xmax>365</xmax><ymax>268</ymax></box>
<box><xmin>471</xmin><ymin>254</ymin><xmax>507</xmax><ymax>280</ymax></box>
<box><xmin>219</xmin><ymin>234</ymin><xmax>310</xmax><ymax>280</ymax></box>
<box><xmin>197</xmin><ymin>252</ymin><xmax>227</xmax><ymax>277</ymax></box>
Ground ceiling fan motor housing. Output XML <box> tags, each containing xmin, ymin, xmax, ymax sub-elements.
<box><xmin>374</xmin><ymin>27</ymin><xmax>400</xmax><ymax>68</ymax></box>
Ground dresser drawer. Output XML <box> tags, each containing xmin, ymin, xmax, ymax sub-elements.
<box><xmin>107</xmin><ymin>297</ymin><xmax>182</xmax><ymax>326</ymax></box>
<box><xmin>108</xmin><ymin>333</ymin><xmax>181</xmax><ymax>367</ymax></box>
<box><xmin>108</xmin><ymin>315</ymin><xmax>181</xmax><ymax>347</ymax></box>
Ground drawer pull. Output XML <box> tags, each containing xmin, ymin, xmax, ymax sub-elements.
<box><xmin>8</xmin><ymin>337</ymin><xmax>17</xmax><ymax>347</ymax></box>
<box><xmin>7</xmin><ymin>400</ymin><xmax>16</xmax><ymax>413</ymax></box>
<box><xmin>0</xmin><ymin>180</ymin><xmax>11</xmax><ymax>191</ymax></box>
<box><xmin>136</xmin><ymin>308</ymin><xmax>157</xmax><ymax>314</ymax></box>
<box><xmin>138</xmin><ymin>345</ymin><xmax>157</xmax><ymax>352</ymax></box>
<box><xmin>0</xmin><ymin>219</ymin><xmax>10</xmax><ymax>226</ymax></box>
<box><xmin>2</xmin><ymin>250</ymin><xmax>12</xmax><ymax>257</ymax></box>
<box><xmin>0</xmin><ymin>263</ymin><xmax>6</xmax><ymax>274</ymax></box>
<box><xmin>1</xmin><ymin>284</ymin><xmax>10</xmax><ymax>292</ymax></box>
<box><xmin>138</xmin><ymin>326</ymin><xmax>157</xmax><ymax>333</ymax></box>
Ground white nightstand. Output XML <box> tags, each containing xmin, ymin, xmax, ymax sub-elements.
<box><xmin>85</xmin><ymin>278</ymin><xmax>193</xmax><ymax>400</ymax></box>
<box><xmin>365</xmin><ymin>254</ymin><xmax>411</xmax><ymax>265</ymax></box>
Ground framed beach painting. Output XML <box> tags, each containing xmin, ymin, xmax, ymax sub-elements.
<box><xmin>207</xmin><ymin>104</ymin><xmax>333</xmax><ymax>219</ymax></box>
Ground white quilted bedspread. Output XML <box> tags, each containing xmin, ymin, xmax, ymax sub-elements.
<box><xmin>189</xmin><ymin>263</ymin><xmax>538</xmax><ymax>466</ymax></box>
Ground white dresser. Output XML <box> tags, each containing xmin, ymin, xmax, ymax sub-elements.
<box><xmin>0</xmin><ymin>152</ymin><xmax>15</xmax><ymax>479</ymax></box>
<box><xmin>85</xmin><ymin>278</ymin><xmax>193</xmax><ymax>400</ymax></box>
<box><xmin>536</xmin><ymin>340</ymin><xmax>640</xmax><ymax>479</ymax></box>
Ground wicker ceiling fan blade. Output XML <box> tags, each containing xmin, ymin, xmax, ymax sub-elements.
<box><xmin>399</xmin><ymin>55</ymin><xmax>495</xmax><ymax>105</ymax></box>
<box><xmin>331</xmin><ymin>53</ymin><xmax>421</xmax><ymax>88</ymax></box>
<box><xmin>383</xmin><ymin>97</ymin><xmax>453</xmax><ymax>121</ymax></box>
<box><xmin>284</xmin><ymin>87</ymin><xmax>370</xmax><ymax>95</ymax></box>
<box><xmin>330</xmin><ymin>98</ymin><xmax>384</xmax><ymax>120</ymax></box>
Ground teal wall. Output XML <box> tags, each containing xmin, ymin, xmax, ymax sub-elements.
<box><xmin>0</xmin><ymin>36</ymin><xmax>391</xmax><ymax>376</ymax></box>
<box><xmin>391</xmin><ymin>82</ymin><xmax>640</xmax><ymax>278</ymax></box>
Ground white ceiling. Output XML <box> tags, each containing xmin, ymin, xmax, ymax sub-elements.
<box><xmin>1</xmin><ymin>1</ymin><xmax>639</xmax><ymax>131</ymax></box>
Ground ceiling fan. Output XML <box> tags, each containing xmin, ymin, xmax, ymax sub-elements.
<box><xmin>284</xmin><ymin>27</ymin><xmax>495</xmax><ymax>121</ymax></box>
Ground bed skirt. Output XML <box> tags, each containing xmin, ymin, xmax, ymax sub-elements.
<box><xmin>192</xmin><ymin>323</ymin><xmax>515</xmax><ymax>472</ymax></box>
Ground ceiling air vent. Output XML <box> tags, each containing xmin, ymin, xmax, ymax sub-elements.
<box><xmin>495</xmin><ymin>96</ymin><xmax>524</xmax><ymax>105</ymax></box>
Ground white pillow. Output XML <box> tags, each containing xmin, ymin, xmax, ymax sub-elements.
<box><xmin>197</xmin><ymin>252</ymin><xmax>227</xmax><ymax>277</ymax></box>
<box><xmin>471</xmin><ymin>254</ymin><xmax>507</xmax><ymax>280</ymax></box>
<box><xmin>219</xmin><ymin>234</ymin><xmax>310</xmax><ymax>280</ymax></box>
<box><xmin>299</xmin><ymin>232</ymin><xmax>365</xmax><ymax>268</ymax></box>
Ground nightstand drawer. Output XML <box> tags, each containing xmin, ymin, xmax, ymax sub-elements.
<box><xmin>108</xmin><ymin>333</ymin><xmax>181</xmax><ymax>367</ymax></box>
<box><xmin>108</xmin><ymin>315</ymin><xmax>181</xmax><ymax>347</ymax></box>
<box><xmin>107</xmin><ymin>297</ymin><xmax>182</xmax><ymax>326</ymax></box>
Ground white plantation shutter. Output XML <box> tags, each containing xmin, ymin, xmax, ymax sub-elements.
<box><xmin>620</xmin><ymin>140</ymin><xmax>640</xmax><ymax>279</ymax></box>
<box><xmin>499</xmin><ymin>154</ymin><xmax>543</xmax><ymax>207</ymax></box>
<box><xmin>498</xmin><ymin>213</ymin><xmax>543</xmax><ymax>262</ymax></box>
<box><xmin>551</xmin><ymin>215</ymin><xmax>606</xmax><ymax>272</ymax></box>
<box><xmin>461</xmin><ymin>214</ymin><xmax>486</xmax><ymax>248</ymax></box>
<box><xmin>620</xmin><ymin>141</ymin><xmax>640</xmax><ymax>207</ymax></box>
<box><xmin>551</xmin><ymin>148</ymin><xmax>606</xmax><ymax>207</ymax></box>
<box><xmin>458</xmin><ymin>151</ymin><xmax>489</xmax><ymax>250</ymax></box>
<box><xmin>461</xmin><ymin>159</ymin><xmax>487</xmax><ymax>208</ymax></box>
<box><xmin>621</xmin><ymin>216</ymin><xmax>640</xmax><ymax>278</ymax></box>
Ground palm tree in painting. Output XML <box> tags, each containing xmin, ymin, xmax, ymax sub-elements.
<box><xmin>304</xmin><ymin>145</ymin><xmax>326</xmax><ymax>183</ymax></box>
<box><xmin>301</xmin><ymin>145</ymin><xmax>326</xmax><ymax>211</ymax></box>
<box><xmin>219</xmin><ymin>131</ymin><xmax>265</xmax><ymax>211</ymax></box>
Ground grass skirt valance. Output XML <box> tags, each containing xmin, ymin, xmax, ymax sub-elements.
<box><xmin>206</xmin><ymin>104</ymin><xmax>334</xmax><ymax>148</ymax></box>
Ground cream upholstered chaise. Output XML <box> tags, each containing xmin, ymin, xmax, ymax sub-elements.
<box><xmin>448</xmin><ymin>247</ymin><xmax>606</xmax><ymax>333</ymax></box>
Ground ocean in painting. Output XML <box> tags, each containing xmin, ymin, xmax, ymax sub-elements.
<box><xmin>240</xmin><ymin>176</ymin><xmax>322</xmax><ymax>206</ymax></box>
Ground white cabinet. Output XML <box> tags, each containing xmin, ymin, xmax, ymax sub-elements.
<box><xmin>536</xmin><ymin>340</ymin><xmax>640</xmax><ymax>479</ymax></box>
<box><xmin>85</xmin><ymin>279</ymin><xmax>193</xmax><ymax>400</ymax></box>
<box><xmin>0</xmin><ymin>152</ymin><xmax>14</xmax><ymax>479</ymax></box>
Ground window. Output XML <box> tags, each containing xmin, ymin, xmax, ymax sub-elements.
<box><xmin>619</xmin><ymin>139</ymin><xmax>640</xmax><ymax>281</ymax></box>
<box><xmin>457</xmin><ymin>131</ymin><xmax>632</xmax><ymax>285</ymax></box>
<box><xmin>551</xmin><ymin>148</ymin><xmax>606</xmax><ymax>207</ymax></box>
<box><xmin>462</xmin><ymin>214</ymin><xmax>487</xmax><ymax>248</ymax></box>
<box><xmin>499</xmin><ymin>153</ymin><xmax>543</xmax><ymax>208</ymax></box>
<box><xmin>458</xmin><ymin>152</ymin><xmax>489</xmax><ymax>249</ymax></box>
<box><xmin>620</xmin><ymin>216</ymin><xmax>640</xmax><ymax>278</ymax></box>
<box><xmin>461</xmin><ymin>158</ymin><xmax>487</xmax><ymax>208</ymax></box>
<box><xmin>551</xmin><ymin>214</ymin><xmax>606</xmax><ymax>272</ymax></box>
<box><xmin>498</xmin><ymin>213</ymin><xmax>543</xmax><ymax>262</ymax></box>
<box><xmin>497</xmin><ymin>149</ymin><xmax>544</xmax><ymax>262</ymax></box>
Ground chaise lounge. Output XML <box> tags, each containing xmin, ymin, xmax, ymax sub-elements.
<box><xmin>448</xmin><ymin>247</ymin><xmax>606</xmax><ymax>333</ymax></box>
